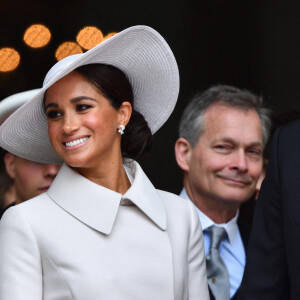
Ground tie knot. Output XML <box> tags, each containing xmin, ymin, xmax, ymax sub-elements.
<box><xmin>207</xmin><ymin>226</ymin><xmax>227</xmax><ymax>249</ymax></box>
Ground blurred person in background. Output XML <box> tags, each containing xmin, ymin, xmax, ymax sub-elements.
<box><xmin>0</xmin><ymin>89</ymin><xmax>60</xmax><ymax>218</ymax></box>
<box><xmin>0</xmin><ymin>148</ymin><xmax>15</xmax><ymax>217</ymax></box>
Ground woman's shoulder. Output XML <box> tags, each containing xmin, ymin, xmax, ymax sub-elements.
<box><xmin>1</xmin><ymin>192</ymin><xmax>52</xmax><ymax>222</ymax></box>
<box><xmin>156</xmin><ymin>189</ymin><xmax>186</xmax><ymax>202</ymax></box>
<box><xmin>156</xmin><ymin>189</ymin><xmax>202</xmax><ymax>242</ymax></box>
<box><xmin>156</xmin><ymin>189</ymin><xmax>196</xmax><ymax>217</ymax></box>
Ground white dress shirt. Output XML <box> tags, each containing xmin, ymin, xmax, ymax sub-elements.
<box><xmin>180</xmin><ymin>188</ymin><xmax>245</xmax><ymax>298</ymax></box>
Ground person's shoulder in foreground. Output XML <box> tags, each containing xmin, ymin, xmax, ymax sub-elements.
<box><xmin>239</xmin><ymin>119</ymin><xmax>300</xmax><ymax>300</ymax></box>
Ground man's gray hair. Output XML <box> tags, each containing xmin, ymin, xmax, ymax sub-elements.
<box><xmin>179</xmin><ymin>85</ymin><xmax>271</xmax><ymax>147</ymax></box>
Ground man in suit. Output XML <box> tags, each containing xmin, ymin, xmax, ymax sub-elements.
<box><xmin>174</xmin><ymin>85</ymin><xmax>271</xmax><ymax>300</ymax></box>
<box><xmin>238</xmin><ymin>119</ymin><xmax>300</xmax><ymax>300</ymax></box>
<box><xmin>0</xmin><ymin>90</ymin><xmax>61</xmax><ymax>218</ymax></box>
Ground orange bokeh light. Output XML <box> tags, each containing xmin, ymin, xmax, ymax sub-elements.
<box><xmin>55</xmin><ymin>42</ymin><xmax>83</xmax><ymax>61</ymax></box>
<box><xmin>23</xmin><ymin>24</ymin><xmax>51</xmax><ymax>48</ymax></box>
<box><xmin>0</xmin><ymin>48</ymin><xmax>20</xmax><ymax>72</ymax></box>
<box><xmin>76</xmin><ymin>26</ymin><xmax>103</xmax><ymax>50</ymax></box>
<box><xmin>103</xmin><ymin>32</ymin><xmax>118</xmax><ymax>41</ymax></box>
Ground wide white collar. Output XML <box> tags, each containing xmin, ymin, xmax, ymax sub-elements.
<box><xmin>47</xmin><ymin>160</ymin><xmax>167</xmax><ymax>235</ymax></box>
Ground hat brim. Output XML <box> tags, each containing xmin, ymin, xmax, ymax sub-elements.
<box><xmin>0</xmin><ymin>25</ymin><xmax>179</xmax><ymax>164</ymax></box>
<box><xmin>0</xmin><ymin>89</ymin><xmax>41</xmax><ymax>125</ymax></box>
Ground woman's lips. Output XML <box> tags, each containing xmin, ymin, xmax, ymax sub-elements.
<box><xmin>62</xmin><ymin>136</ymin><xmax>90</xmax><ymax>150</ymax></box>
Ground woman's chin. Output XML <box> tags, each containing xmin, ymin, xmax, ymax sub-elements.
<box><xmin>55</xmin><ymin>149</ymin><xmax>89</xmax><ymax>167</ymax></box>
<box><xmin>65</xmin><ymin>160</ymin><xmax>86</xmax><ymax>169</ymax></box>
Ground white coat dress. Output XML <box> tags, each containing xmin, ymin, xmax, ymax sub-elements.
<box><xmin>0</xmin><ymin>160</ymin><xmax>209</xmax><ymax>300</ymax></box>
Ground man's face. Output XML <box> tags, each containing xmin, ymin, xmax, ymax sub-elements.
<box><xmin>186</xmin><ymin>104</ymin><xmax>263</xmax><ymax>206</ymax></box>
<box><xmin>4</xmin><ymin>154</ymin><xmax>60</xmax><ymax>203</ymax></box>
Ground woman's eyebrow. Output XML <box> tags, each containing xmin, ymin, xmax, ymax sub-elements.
<box><xmin>70</xmin><ymin>96</ymin><xmax>97</xmax><ymax>103</ymax></box>
<box><xmin>45</xmin><ymin>103</ymin><xmax>58</xmax><ymax>110</ymax></box>
<box><xmin>45</xmin><ymin>96</ymin><xmax>97</xmax><ymax>110</ymax></box>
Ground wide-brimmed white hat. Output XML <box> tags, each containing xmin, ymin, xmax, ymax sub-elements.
<box><xmin>0</xmin><ymin>89</ymin><xmax>41</xmax><ymax>125</ymax></box>
<box><xmin>0</xmin><ymin>25</ymin><xmax>179</xmax><ymax>164</ymax></box>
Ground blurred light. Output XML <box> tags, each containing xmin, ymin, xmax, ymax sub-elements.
<box><xmin>55</xmin><ymin>42</ymin><xmax>83</xmax><ymax>61</ymax></box>
<box><xmin>103</xmin><ymin>32</ymin><xmax>118</xmax><ymax>41</ymax></box>
<box><xmin>23</xmin><ymin>24</ymin><xmax>51</xmax><ymax>48</ymax></box>
<box><xmin>76</xmin><ymin>26</ymin><xmax>103</xmax><ymax>50</ymax></box>
<box><xmin>0</xmin><ymin>48</ymin><xmax>20</xmax><ymax>72</ymax></box>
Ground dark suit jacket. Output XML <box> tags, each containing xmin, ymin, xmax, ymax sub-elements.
<box><xmin>238</xmin><ymin>120</ymin><xmax>300</xmax><ymax>300</ymax></box>
<box><xmin>208</xmin><ymin>202</ymin><xmax>254</xmax><ymax>300</ymax></box>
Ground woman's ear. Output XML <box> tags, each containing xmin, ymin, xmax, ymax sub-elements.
<box><xmin>4</xmin><ymin>152</ymin><xmax>17</xmax><ymax>179</ymax></box>
<box><xmin>118</xmin><ymin>101</ymin><xmax>132</xmax><ymax>127</ymax></box>
<box><xmin>174</xmin><ymin>138</ymin><xmax>193</xmax><ymax>172</ymax></box>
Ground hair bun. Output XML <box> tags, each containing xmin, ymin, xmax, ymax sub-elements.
<box><xmin>122</xmin><ymin>109</ymin><xmax>152</xmax><ymax>160</ymax></box>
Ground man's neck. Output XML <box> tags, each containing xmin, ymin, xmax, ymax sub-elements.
<box><xmin>183</xmin><ymin>180</ymin><xmax>239</xmax><ymax>224</ymax></box>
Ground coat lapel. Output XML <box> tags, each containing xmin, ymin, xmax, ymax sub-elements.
<box><xmin>47</xmin><ymin>164</ymin><xmax>121</xmax><ymax>235</ymax></box>
<box><xmin>123</xmin><ymin>160</ymin><xmax>167</xmax><ymax>230</ymax></box>
<box><xmin>47</xmin><ymin>161</ymin><xmax>167</xmax><ymax>235</ymax></box>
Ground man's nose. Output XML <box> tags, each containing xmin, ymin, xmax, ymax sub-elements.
<box><xmin>230</xmin><ymin>150</ymin><xmax>248</xmax><ymax>172</ymax></box>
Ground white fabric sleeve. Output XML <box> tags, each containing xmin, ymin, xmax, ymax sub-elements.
<box><xmin>0</xmin><ymin>206</ymin><xmax>43</xmax><ymax>300</ymax></box>
<box><xmin>187</xmin><ymin>201</ymin><xmax>210</xmax><ymax>299</ymax></box>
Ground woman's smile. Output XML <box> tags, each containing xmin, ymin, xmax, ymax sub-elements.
<box><xmin>63</xmin><ymin>136</ymin><xmax>90</xmax><ymax>149</ymax></box>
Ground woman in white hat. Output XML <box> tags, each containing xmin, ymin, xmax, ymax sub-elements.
<box><xmin>0</xmin><ymin>26</ymin><xmax>209</xmax><ymax>300</ymax></box>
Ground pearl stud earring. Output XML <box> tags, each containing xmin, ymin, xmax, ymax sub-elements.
<box><xmin>118</xmin><ymin>125</ymin><xmax>125</xmax><ymax>135</ymax></box>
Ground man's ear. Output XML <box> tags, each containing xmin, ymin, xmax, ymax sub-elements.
<box><xmin>174</xmin><ymin>137</ymin><xmax>192</xmax><ymax>172</ymax></box>
<box><xmin>4</xmin><ymin>152</ymin><xmax>16</xmax><ymax>179</ymax></box>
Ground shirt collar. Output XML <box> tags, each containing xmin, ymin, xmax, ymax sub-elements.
<box><xmin>179</xmin><ymin>188</ymin><xmax>239</xmax><ymax>244</ymax></box>
<box><xmin>47</xmin><ymin>160</ymin><xmax>167</xmax><ymax>235</ymax></box>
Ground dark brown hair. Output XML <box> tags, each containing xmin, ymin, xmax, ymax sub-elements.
<box><xmin>75</xmin><ymin>63</ymin><xmax>152</xmax><ymax>160</ymax></box>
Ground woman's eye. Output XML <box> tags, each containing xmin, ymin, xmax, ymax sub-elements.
<box><xmin>46</xmin><ymin>110</ymin><xmax>61</xmax><ymax>119</ymax></box>
<box><xmin>76</xmin><ymin>104</ymin><xmax>92</xmax><ymax>112</ymax></box>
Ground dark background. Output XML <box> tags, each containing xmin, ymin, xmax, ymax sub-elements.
<box><xmin>0</xmin><ymin>0</ymin><xmax>299</xmax><ymax>193</ymax></box>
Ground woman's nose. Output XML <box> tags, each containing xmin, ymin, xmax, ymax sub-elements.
<box><xmin>62</xmin><ymin>114</ymin><xmax>79</xmax><ymax>134</ymax></box>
